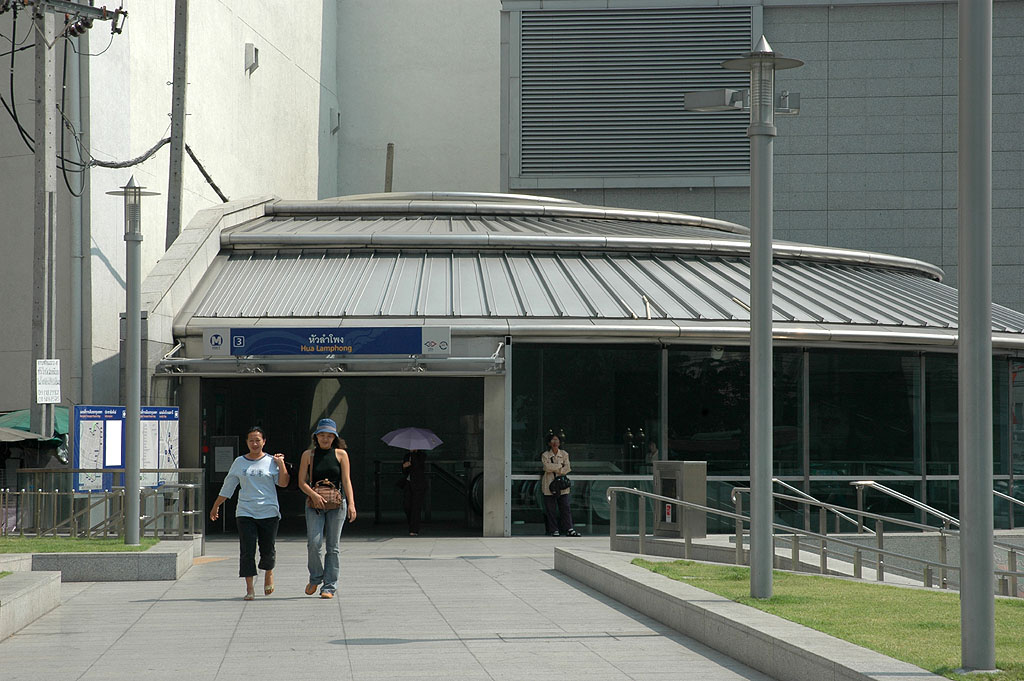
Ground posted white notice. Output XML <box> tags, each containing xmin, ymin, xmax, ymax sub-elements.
<box><xmin>36</xmin><ymin>359</ymin><xmax>61</xmax><ymax>404</ymax></box>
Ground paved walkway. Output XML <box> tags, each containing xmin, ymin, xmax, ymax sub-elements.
<box><xmin>1</xmin><ymin>536</ymin><xmax>773</xmax><ymax>681</ymax></box>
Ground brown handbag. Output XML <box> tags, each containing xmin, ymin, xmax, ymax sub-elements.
<box><xmin>308</xmin><ymin>479</ymin><xmax>342</xmax><ymax>510</ymax></box>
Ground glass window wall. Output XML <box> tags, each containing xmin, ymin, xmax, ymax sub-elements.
<box><xmin>809</xmin><ymin>350</ymin><xmax>919</xmax><ymax>477</ymax></box>
<box><xmin>509</xmin><ymin>341</ymin><xmax>1022</xmax><ymax>534</ymax></box>
<box><xmin>510</xmin><ymin>343</ymin><xmax>660</xmax><ymax>534</ymax></box>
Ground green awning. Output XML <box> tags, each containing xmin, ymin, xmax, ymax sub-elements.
<box><xmin>0</xmin><ymin>406</ymin><xmax>69</xmax><ymax>443</ymax></box>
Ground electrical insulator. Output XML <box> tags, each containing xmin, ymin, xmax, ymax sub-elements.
<box><xmin>66</xmin><ymin>15</ymin><xmax>94</xmax><ymax>37</ymax></box>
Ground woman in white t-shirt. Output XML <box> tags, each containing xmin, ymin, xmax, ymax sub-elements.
<box><xmin>209</xmin><ymin>426</ymin><xmax>290</xmax><ymax>600</ymax></box>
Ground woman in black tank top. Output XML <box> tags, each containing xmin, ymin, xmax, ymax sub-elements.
<box><xmin>298</xmin><ymin>418</ymin><xmax>356</xmax><ymax>599</ymax></box>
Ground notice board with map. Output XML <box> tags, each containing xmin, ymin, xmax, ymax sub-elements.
<box><xmin>73</xmin><ymin>405</ymin><xmax>180</xmax><ymax>492</ymax></box>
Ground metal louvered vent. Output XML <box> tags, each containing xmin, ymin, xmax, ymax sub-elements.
<box><xmin>519</xmin><ymin>7</ymin><xmax>752</xmax><ymax>176</ymax></box>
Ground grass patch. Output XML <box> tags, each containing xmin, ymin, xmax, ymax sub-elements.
<box><xmin>0</xmin><ymin>571</ymin><xmax>10</xmax><ymax>579</ymax></box>
<box><xmin>634</xmin><ymin>559</ymin><xmax>1024</xmax><ymax>681</ymax></box>
<box><xmin>0</xmin><ymin>536</ymin><xmax>159</xmax><ymax>553</ymax></box>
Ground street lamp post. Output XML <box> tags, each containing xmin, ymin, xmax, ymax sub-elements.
<box><xmin>722</xmin><ymin>36</ymin><xmax>802</xmax><ymax>599</ymax></box>
<box><xmin>957</xmin><ymin>0</ymin><xmax>995</xmax><ymax>671</ymax></box>
<box><xmin>107</xmin><ymin>177</ymin><xmax>158</xmax><ymax>545</ymax></box>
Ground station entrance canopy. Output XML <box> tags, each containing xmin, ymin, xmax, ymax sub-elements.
<box><xmin>158</xmin><ymin>192</ymin><xmax>1024</xmax><ymax>376</ymax></box>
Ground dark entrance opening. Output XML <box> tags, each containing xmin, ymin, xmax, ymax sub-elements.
<box><xmin>201</xmin><ymin>376</ymin><xmax>484</xmax><ymax>537</ymax></box>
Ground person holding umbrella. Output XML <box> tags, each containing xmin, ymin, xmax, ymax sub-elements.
<box><xmin>401</xmin><ymin>450</ymin><xmax>427</xmax><ymax>536</ymax></box>
<box><xmin>383</xmin><ymin>427</ymin><xmax>442</xmax><ymax>536</ymax></box>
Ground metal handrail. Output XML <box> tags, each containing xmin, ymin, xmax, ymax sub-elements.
<box><xmin>732</xmin><ymin>487</ymin><xmax>940</xmax><ymax>534</ymax></box>
<box><xmin>851</xmin><ymin>480</ymin><xmax>959</xmax><ymax>526</ymax></box>
<box><xmin>771</xmin><ymin>477</ymin><xmax>872</xmax><ymax>534</ymax></box>
<box><xmin>994</xmin><ymin>489</ymin><xmax>1024</xmax><ymax>509</ymax></box>
<box><xmin>769</xmin><ymin>492</ymin><xmax>948</xmax><ymax>534</ymax></box>
<box><xmin>854</xmin><ymin>479</ymin><xmax>1023</xmax><ymax>554</ymax></box>
<box><xmin>605</xmin><ymin>486</ymin><xmax>1023</xmax><ymax>597</ymax></box>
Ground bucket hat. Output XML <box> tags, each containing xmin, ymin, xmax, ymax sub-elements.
<box><xmin>314</xmin><ymin>418</ymin><xmax>338</xmax><ymax>435</ymax></box>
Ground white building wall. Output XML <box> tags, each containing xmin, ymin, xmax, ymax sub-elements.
<box><xmin>0</xmin><ymin>1</ymin><xmax>330</xmax><ymax>413</ymax></box>
<box><xmin>334</xmin><ymin>0</ymin><xmax>501</xmax><ymax>196</ymax></box>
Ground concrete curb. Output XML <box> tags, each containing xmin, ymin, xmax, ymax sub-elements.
<box><xmin>0</xmin><ymin>539</ymin><xmax>198</xmax><ymax>640</ymax></box>
<box><xmin>30</xmin><ymin>540</ymin><xmax>196</xmax><ymax>582</ymax></box>
<box><xmin>0</xmin><ymin>571</ymin><xmax>61</xmax><ymax>642</ymax></box>
<box><xmin>554</xmin><ymin>547</ymin><xmax>946</xmax><ymax>681</ymax></box>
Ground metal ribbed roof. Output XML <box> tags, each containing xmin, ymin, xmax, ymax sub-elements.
<box><xmin>172</xmin><ymin>193</ymin><xmax>1024</xmax><ymax>346</ymax></box>
<box><xmin>187</xmin><ymin>249</ymin><xmax>1024</xmax><ymax>333</ymax></box>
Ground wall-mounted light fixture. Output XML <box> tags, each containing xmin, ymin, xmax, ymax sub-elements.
<box><xmin>244</xmin><ymin>42</ymin><xmax>259</xmax><ymax>75</ymax></box>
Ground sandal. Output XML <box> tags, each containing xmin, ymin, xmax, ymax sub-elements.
<box><xmin>566</xmin><ymin>529</ymin><xmax>582</xmax><ymax>537</ymax></box>
<box><xmin>243</xmin><ymin>592</ymin><xmax>256</xmax><ymax>601</ymax></box>
<box><xmin>264</xmin><ymin>573</ymin><xmax>275</xmax><ymax>595</ymax></box>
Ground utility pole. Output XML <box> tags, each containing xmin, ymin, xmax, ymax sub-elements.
<box><xmin>25</xmin><ymin>1</ymin><xmax>127</xmax><ymax>437</ymax></box>
<box><xmin>30</xmin><ymin>8</ymin><xmax>57</xmax><ymax>439</ymax></box>
<box><xmin>165</xmin><ymin>0</ymin><xmax>188</xmax><ymax>249</ymax></box>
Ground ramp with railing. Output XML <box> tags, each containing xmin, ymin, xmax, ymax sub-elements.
<box><xmin>607</xmin><ymin>480</ymin><xmax>1023</xmax><ymax>598</ymax></box>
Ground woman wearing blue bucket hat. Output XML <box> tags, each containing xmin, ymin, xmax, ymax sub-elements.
<box><xmin>298</xmin><ymin>417</ymin><xmax>357</xmax><ymax>599</ymax></box>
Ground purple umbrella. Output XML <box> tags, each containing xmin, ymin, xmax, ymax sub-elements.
<box><xmin>381</xmin><ymin>427</ymin><xmax>443</xmax><ymax>451</ymax></box>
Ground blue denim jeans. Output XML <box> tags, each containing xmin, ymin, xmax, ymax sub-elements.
<box><xmin>305</xmin><ymin>500</ymin><xmax>346</xmax><ymax>594</ymax></box>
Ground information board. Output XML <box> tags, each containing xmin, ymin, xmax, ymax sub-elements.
<box><xmin>73</xmin><ymin>406</ymin><xmax>180</xmax><ymax>492</ymax></box>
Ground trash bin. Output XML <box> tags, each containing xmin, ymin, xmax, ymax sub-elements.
<box><xmin>653</xmin><ymin>461</ymin><xmax>706</xmax><ymax>538</ymax></box>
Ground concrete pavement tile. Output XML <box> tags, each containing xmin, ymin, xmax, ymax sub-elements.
<box><xmin>0</xmin><ymin>537</ymin><xmax>785</xmax><ymax>681</ymax></box>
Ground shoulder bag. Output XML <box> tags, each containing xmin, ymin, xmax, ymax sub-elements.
<box><xmin>549</xmin><ymin>474</ymin><xmax>572</xmax><ymax>494</ymax></box>
<box><xmin>308</xmin><ymin>479</ymin><xmax>342</xmax><ymax>510</ymax></box>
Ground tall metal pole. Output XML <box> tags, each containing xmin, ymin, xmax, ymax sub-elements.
<box><xmin>724</xmin><ymin>37</ymin><xmax>801</xmax><ymax>599</ymax></box>
<box><xmin>125</xmin><ymin>178</ymin><xmax>143</xmax><ymax>545</ymax></box>
<box><xmin>30</xmin><ymin>9</ymin><xmax>57</xmax><ymax>438</ymax></box>
<box><xmin>958</xmin><ymin>0</ymin><xmax>995</xmax><ymax>671</ymax></box>
<box><xmin>165</xmin><ymin>0</ymin><xmax>189</xmax><ymax>249</ymax></box>
<box><xmin>109</xmin><ymin>177</ymin><xmax>156</xmax><ymax>545</ymax></box>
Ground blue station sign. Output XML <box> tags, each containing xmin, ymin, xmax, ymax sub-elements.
<box><xmin>201</xmin><ymin>326</ymin><xmax>451</xmax><ymax>357</ymax></box>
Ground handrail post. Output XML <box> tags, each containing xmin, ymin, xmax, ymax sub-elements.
<box><xmin>609</xmin><ymin>489</ymin><xmax>617</xmax><ymax>543</ymax></box>
<box><xmin>875</xmin><ymin>519</ymin><xmax>885</xmax><ymax>581</ymax></box>
<box><xmin>854</xmin><ymin>548</ymin><xmax>862</xmax><ymax>579</ymax></box>
<box><xmin>1010</xmin><ymin>549</ymin><xmax>1018</xmax><ymax>597</ymax></box>
<box><xmin>734</xmin><ymin>492</ymin><xmax>744</xmax><ymax>565</ymax></box>
<box><xmin>638</xmin><ymin>494</ymin><xmax>646</xmax><ymax>555</ymax></box>
<box><xmin>683</xmin><ymin>502</ymin><xmax>692</xmax><ymax>559</ymax></box>
<box><xmin>856</xmin><ymin>485</ymin><xmax>864</xmax><ymax>533</ymax></box>
<box><xmin>939</xmin><ymin>533</ymin><xmax>948</xmax><ymax>588</ymax></box>
<box><xmin>51</xmin><ymin>489</ymin><xmax>58</xmax><ymax>536</ymax></box>
<box><xmin>819</xmin><ymin>506</ymin><xmax>828</xmax><ymax>574</ymax></box>
<box><xmin>791</xmin><ymin>534</ymin><xmax>799</xmax><ymax>569</ymax></box>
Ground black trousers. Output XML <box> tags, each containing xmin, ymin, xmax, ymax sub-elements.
<box><xmin>235</xmin><ymin>515</ymin><xmax>279</xmax><ymax>577</ymax></box>
<box><xmin>404</xmin><ymin>485</ymin><xmax>426</xmax><ymax>533</ymax></box>
<box><xmin>543</xmin><ymin>493</ymin><xmax>574</xmax><ymax>534</ymax></box>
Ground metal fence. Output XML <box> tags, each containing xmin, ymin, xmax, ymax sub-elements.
<box><xmin>1</xmin><ymin>468</ymin><xmax>204</xmax><ymax>539</ymax></box>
